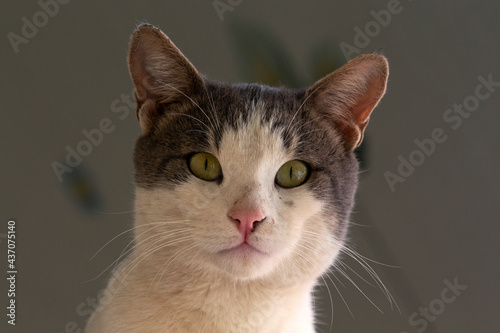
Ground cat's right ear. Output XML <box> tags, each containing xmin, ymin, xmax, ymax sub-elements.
<box><xmin>128</xmin><ymin>24</ymin><xmax>204</xmax><ymax>133</ymax></box>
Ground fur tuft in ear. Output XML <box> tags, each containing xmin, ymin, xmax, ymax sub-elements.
<box><xmin>306</xmin><ymin>53</ymin><xmax>389</xmax><ymax>150</ymax></box>
<box><xmin>128</xmin><ymin>23</ymin><xmax>203</xmax><ymax>133</ymax></box>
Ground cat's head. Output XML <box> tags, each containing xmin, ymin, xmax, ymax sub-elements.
<box><xmin>128</xmin><ymin>24</ymin><xmax>388</xmax><ymax>283</ymax></box>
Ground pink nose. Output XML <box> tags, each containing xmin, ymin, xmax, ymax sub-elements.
<box><xmin>228</xmin><ymin>210</ymin><xmax>266</xmax><ymax>238</ymax></box>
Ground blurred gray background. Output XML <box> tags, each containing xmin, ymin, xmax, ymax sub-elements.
<box><xmin>1</xmin><ymin>1</ymin><xmax>499</xmax><ymax>332</ymax></box>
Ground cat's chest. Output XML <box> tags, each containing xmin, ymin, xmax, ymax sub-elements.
<box><xmin>129</xmin><ymin>275</ymin><xmax>313</xmax><ymax>333</ymax></box>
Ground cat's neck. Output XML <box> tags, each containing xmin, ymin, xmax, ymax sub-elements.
<box><xmin>115</xmin><ymin>251</ymin><xmax>316</xmax><ymax>332</ymax></box>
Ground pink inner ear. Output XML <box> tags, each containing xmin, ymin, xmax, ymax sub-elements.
<box><xmin>343</xmin><ymin>88</ymin><xmax>384</xmax><ymax>148</ymax></box>
<box><xmin>310</xmin><ymin>54</ymin><xmax>388</xmax><ymax>150</ymax></box>
<box><xmin>353</xmin><ymin>101</ymin><xmax>373</xmax><ymax>125</ymax></box>
<box><xmin>127</xmin><ymin>24</ymin><xmax>204</xmax><ymax>134</ymax></box>
<box><xmin>129</xmin><ymin>38</ymin><xmax>166</xmax><ymax>102</ymax></box>
<box><xmin>351</xmin><ymin>82</ymin><xmax>385</xmax><ymax>126</ymax></box>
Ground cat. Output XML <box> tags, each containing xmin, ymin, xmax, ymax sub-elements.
<box><xmin>85</xmin><ymin>23</ymin><xmax>389</xmax><ymax>333</ymax></box>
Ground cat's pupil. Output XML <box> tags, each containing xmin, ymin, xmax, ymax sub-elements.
<box><xmin>289</xmin><ymin>166</ymin><xmax>293</xmax><ymax>179</ymax></box>
<box><xmin>204</xmin><ymin>158</ymin><xmax>208</xmax><ymax>171</ymax></box>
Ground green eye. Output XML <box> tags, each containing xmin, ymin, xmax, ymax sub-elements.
<box><xmin>275</xmin><ymin>160</ymin><xmax>309</xmax><ymax>188</ymax></box>
<box><xmin>189</xmin><ymin>153</ymin><xmax>222</xmax><ymax>181</ymax></box>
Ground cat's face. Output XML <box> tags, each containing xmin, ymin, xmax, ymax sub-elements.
<box><xmin>129</xmin><ymin>24</ymin><xmax>388</xmax><ymax>283</ymax></box>
<box><xmin>134</xmin><ymin>88</ymin><xmax>355</xmax><ymax>280</ymax></box>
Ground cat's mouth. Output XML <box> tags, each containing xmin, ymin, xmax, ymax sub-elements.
<box><xmin>219</xmin><ymin>242</ymin><xmax>268</xmax><ymax>257</ymax></box>
<box><xmin>212</xmin><ymin>240</ymin><xmax>274</xmax><ymax>278</ymax></box>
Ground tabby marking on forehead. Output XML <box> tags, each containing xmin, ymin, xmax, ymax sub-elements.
<box><xmin>219</xmin><ymin>100</ymin><xmax>292</xmax><ymax>164</ymax></box>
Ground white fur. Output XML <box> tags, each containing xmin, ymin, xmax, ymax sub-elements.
<box><xmin>86</xmin><ymin>106</ymin><xmax>343</xmax><ymax>332</ymax></box>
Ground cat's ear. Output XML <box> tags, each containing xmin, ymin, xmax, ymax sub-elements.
<box><xmin>128</xmin><ymin>24</ymin><xmax>204</xmax><ymax>133</ymax></box>
<box><xmin>306</xmin><ymin>53</ymin><xmax>388</xmax><ymax>150</ymax></box>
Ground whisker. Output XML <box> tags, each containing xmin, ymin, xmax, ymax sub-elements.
<box><xmin>340</xmin><ymin>246</ymin><xmax>399</xmax><ymax>311</ymax></box>
<box><xmin>168</xmin><ymin>112</ymin><xmax>212</xmax><ymax>133</ymax></box>
<box><xmin>284</xmin><ymin>81</ymin><xmax>326</xmax><ymax>144</ymax></box>
<box><xmin>300</xmin><ymin>230</ymin><xmax>399</xmax><ymax>314</ymax></box>
<box><xmin>336</xmin><ymin>259</ymin><xmax>375</xmax><ymax>288</ymax></box>
<box><xmin>86</xmin><ymin>228</ymin><xmax>192</xmax><ymax>283</ymax></box>
<box><xmin>160</xmin><ymin>81</ymin><xmax>217</xmax><ymax>132</ymax></box>
<box><xmin>319</xmin><ymin>275</ymin><xmax>336</xmax><ymax>327</ymax></box>
<box><xmin>151</xmin><ymin>243</ymin><xmax>199</xmax><ymax>291</ymax></box>
<box><xmin>325</xmin><ymin>269</ymin><xmax>354</xmax><ymax>319</ymax></box>
<box><xmin>118</xmin><ymin>223</ymin><xmax>193</xmax><ymax>263</ymax></box>
<box><xmin>90</xmin><ymin>220</ymin><xmax>193</xmax><ymax>261</ymax></box>
<box><xmin>90</xmin><ymin>222</ymin><xmax>163</xmax><ymax>262</ymax></box>
<box><xmin>343</xmin><ymin>245</ymin><xmax>400</xmax><ymax>268</ymax></box>
<box><xmin>111</xmin><ymin>234</ymin><xmax>196</xmax><ymax>298</ymax></box>
<box><xmin>205</xmin><ymin>87</ymin><xmax>223</xmax><ymax>138</ymax></box>
<box><xmin>333</xmin><ymin>258</ymin><xmax>384</xmax><ymax>314</ymax></box>
<box><xmin>91</xmin><ymin>207</ymin><xmax>143</xmax><ymax>215</ymax></box>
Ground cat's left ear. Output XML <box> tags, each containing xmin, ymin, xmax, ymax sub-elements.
<box><xmin>128</xmin><ymin>24</ymin><xmax>204</xmax><ymax>133</ymax></box>
<box><xmin>306</xmin><ymin>53</ymin><xmax>389</xmax><ymax>150</ymax></box>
